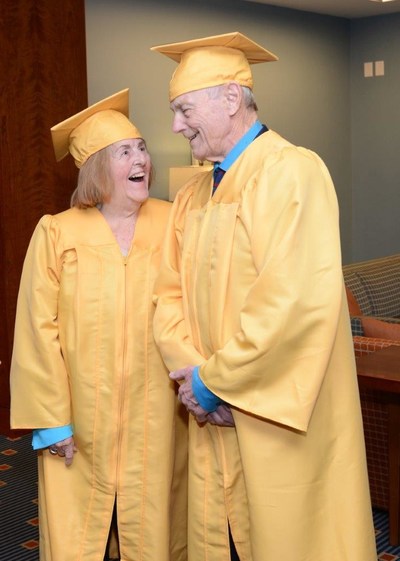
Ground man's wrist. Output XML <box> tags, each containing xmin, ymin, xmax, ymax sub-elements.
<box><xmin>192</xmin><ymin>366</ymin><xmax>222</xmax><ymax>412</ymax></box>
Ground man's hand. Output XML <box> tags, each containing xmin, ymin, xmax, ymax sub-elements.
<box><xmin>207</xmin><ymin>404</ymin><xmax>235</xmax><ymax>427</ymax></box>
<box><xmin>170</xmin><ymin>366</ymin><xmax>209</xmax><ymax>423</ymax></box>
<box><xmin>48</xmin><ymin>436</ymin><xmax>77</xmax><ymax>466</ymax></box>
<box><xmin>170</xmin><ymin>367</ymin><xmax>235</xmax><ymax>427</ymax></box>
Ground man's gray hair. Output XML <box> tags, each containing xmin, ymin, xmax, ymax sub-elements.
<box><xmin>242</xmin><ymin>86</ymin><xmax>258</xmax><ymax>111</ymax></box>
<box><xmin>206</xmin><ymin>84</ymin><xmax>258</xmax><ymax>111</ymax></box>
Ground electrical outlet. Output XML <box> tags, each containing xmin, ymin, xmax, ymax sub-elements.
<box><xmin>375</xmin><ymin>60</ymin><xmax>385</xmax><ymax>76</ymax></box>
<box><xmin>364</xmin><ymin>62</ymin><xmax>374</xmax><ymax>78</ymax></box>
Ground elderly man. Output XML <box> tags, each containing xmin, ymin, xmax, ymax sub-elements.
<box><xmin>151</xmin><ymin>32</ymin><xmax>376</xmax><ymax>561</ymax></box>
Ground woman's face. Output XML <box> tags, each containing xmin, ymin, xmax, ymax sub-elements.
<box><xmin>108</xmin><ymin>138</ymin><xmax>151</xmax><ymax>206</ymax></box>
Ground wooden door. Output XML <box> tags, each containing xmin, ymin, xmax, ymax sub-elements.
<box><xmin>0</xmin><ymin>0</ymin><xmax>88</xmax><ymax>435</ymax></box>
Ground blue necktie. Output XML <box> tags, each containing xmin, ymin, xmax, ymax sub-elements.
<box><xmin>213</xmin><ymin>166</ymin><xmax>225</xmax><ymax>194</ymax></box>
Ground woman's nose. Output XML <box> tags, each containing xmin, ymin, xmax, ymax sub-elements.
<box><xmin>133</xmin><ymin>151</ymin><xmax>146</xmax><ymax>165</ymax></box>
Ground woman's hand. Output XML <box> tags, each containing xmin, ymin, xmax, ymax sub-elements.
<box><xmin>48</xmin><ymin>436</ymin><xmax>77</xmax><ymax>466</ymax></box>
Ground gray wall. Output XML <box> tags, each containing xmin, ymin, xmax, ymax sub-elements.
<box><xmin>350</xmin><ymin>14</ymin><xmax>400</xmax><ymax>262</ymax></box>
<box><xmin>85</xmin><ymin>0</ymin><xmax>397</xmax><ymax>264</ymax></box>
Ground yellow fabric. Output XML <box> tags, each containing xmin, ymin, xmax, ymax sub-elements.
<box><xmin>151</xmin><ymin>31</ymin><xmax>278</xmax><ymax>101</ymax></box>
<box><xmin>168</xmin><ymin>46</ymin><xmax>253</xmax><ymax>102</ymax></box>
<box><xmin>153</xmin><ymin>130</ymin><xmax>377</xmax><ymax>560</ymax></box>
<box><xmin>69</xmin><ymin>110</ymin><xmax>141</xmax><ymax>168</ymax></box>
<box><xmin>50</xmin><ymin>88</ymin><xmax>142</xmax><ymax>168</ymax></box>
<box><xmin>10</xmin><ymin>200</ymin><xmax>187</xmax><ymax>561</ymax></box>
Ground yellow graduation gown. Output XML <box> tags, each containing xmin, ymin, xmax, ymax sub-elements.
<box><xmin>153</xmin><ymin>131</ymin><xmax>377</xmax><ymax>561</ymax></box>
<box><xmin>10</xmin><ymin>199</ymin><xmax>187</xmax><ymax>561</ymax></box>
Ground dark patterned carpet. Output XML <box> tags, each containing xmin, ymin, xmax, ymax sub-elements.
<box><xmin>0</xmin><ymin>434</ymin><xmax>39</xmax><ymax>560</ymax></box>
<box><xmin>0</xmin><ymin>433</ymin><xmax>398</xmax><ymax>560</ymax></box>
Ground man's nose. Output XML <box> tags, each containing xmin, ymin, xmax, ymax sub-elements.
<box><xmin>172</xmin><ymin>113</ymin><xmax>185</xmax><ymax>134</ymax></box>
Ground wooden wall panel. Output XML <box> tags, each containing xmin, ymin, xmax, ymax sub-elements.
<box><xmin>0</xmin><ymin>0</ymin><xmax>88</xmax><ymax>434</ymax></box>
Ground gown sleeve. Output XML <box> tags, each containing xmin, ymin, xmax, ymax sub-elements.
<box><xmin>10</xmin><ymin>215</ymin><xmax>72</xmax><ymax>429</ymax></box>
<box><xmin>153</xmin><ymin>187</ymin><xmax>206</xmax><ymax>371</ymax></box>
<box><xmin>199</xmin><ymin>148</ymin><xmax>347</xmax><ymax>431</ymax></box>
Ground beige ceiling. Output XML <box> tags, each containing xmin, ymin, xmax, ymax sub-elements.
<box><xmin>243</xmin><ymin>0</ymin><xmax>400</xmax><ymax>18</ymax></box>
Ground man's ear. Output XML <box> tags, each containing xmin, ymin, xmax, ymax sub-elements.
<box><xmin>225</xmin><ymin>82</ymin><xmax>242</xmax><ymax>116</ymax></box>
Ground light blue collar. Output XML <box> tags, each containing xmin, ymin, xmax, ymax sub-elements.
<box><xmin>214</xmin><ymin>120</ymin><xmax>264</xmax><ymax>173</ymax></box>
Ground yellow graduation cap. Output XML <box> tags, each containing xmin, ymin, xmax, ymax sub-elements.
<box><xmin>151</xmin><ymin>31</ymin><xmax>278</xmax><ymax>102</ymax></box>
<box><xmin>50</xmin><ymin>89</ymin><xmax>142</xmax><ymax>168</ymax></box>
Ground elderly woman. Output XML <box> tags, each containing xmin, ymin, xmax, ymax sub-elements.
<box><xmin>10</xmin><ymin>90</ymin><xmax>187</xmax><ymax>561</ymax></box>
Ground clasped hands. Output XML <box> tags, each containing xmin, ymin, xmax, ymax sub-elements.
<box><xmin>48</xmin><ymin>436</ymin><xmax>77</xmax><ymax>466</ymax></box>
<box><xmin>170</xmin><ymin>366</ymin><xmax>235</xmax><ymax>427</ymax></box>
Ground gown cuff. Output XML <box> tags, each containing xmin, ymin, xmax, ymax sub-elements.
<box><xmin>192</xmin><ymin>366</ymin><xmax>222</xmax><ymax>413</ymax></box>
<box><xmin>32</xmin><ymin>425</ymin><xmax>73</xmax><ymax>450</ymax></box>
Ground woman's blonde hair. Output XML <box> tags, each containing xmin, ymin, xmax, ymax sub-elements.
<box><xmin>70</xmin><ymin>142</ymin><xmax>154</xmax><ymax>209</ymax></box>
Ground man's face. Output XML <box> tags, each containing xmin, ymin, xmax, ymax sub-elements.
<box><xmin>170</xmin><ymin>87</ymin><xmax>231</xmax><ymax>163</ymax></box>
